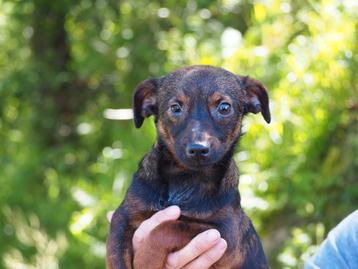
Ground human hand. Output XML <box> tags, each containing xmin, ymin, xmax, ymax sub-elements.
<box><xmin>107</xmin><ymin>206</ymin><xmax>227</xmax><ymax>269</ymax></box>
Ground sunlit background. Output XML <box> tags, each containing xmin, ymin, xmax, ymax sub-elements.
<box><xmin>0</xmin><ymin>0</ymin><xmax>357</xmax><ymax>268</ymax></box>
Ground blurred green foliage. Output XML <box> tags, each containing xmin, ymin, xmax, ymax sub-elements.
<box><xmin>0</xmin><ymin>0</ymin><xmax>357</xmax><ymax>268</ymax></box>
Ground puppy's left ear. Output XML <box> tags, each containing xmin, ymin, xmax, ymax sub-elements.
<box><xmin>133</xmin><ymin>78</ymin><xmax>159</xmax><ymax>128</ymax></box>
<box><xmin>238</xmin><ymin>75</ymin><xmax>271</xmax><ymax>123</ymax></box>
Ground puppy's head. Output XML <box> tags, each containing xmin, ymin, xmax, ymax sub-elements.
<box><xmin>133</xmin><ymin>65</ymin><xmax>270</xmax><ymax>170</ymax></box>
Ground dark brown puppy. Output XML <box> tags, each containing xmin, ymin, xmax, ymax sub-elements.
<box><xmin>107</xmin><ymin>65</ymin><xmax>271</xmax><ymax>269</ymax></box>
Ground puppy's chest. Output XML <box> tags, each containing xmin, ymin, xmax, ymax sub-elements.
<box><xmin>154</xmin><ymin>180</ymin><xmax>237</xmax><ymax>215</ymax></box>
<box><xmin>164</xmin><ymin>182</ymin><xmax>199</xmax><ymax>205</ymax></box>
<box><xmin>152</xmin><ymin>181</ymin><xmax>201</xmax><ymax>211</ymax></box>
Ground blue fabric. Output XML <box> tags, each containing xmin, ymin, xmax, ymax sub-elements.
<box><xmin>305</xmin><ymin>210</ymin><xmax>358</xmax><ymax>269</ymax></box>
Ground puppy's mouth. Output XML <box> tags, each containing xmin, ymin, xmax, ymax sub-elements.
<box><xmin>181</xmin><ymin>159</ymin><xmax>216</xmax><ymax>170</ymax></box>
<box><xmin>176</xmin><ymin>151</ymin><xmax>224</xmax><ymax>171</ymax></box>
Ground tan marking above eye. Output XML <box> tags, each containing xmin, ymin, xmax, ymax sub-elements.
<box><xmin>208</xmin><ymin>92</ymin><xmax>233</xmax><ymax>108</ymax></box>
<box><xmin>174</xmin><ymin>91</ymin><xmax>190</xmax><ymax>106</ymax></box>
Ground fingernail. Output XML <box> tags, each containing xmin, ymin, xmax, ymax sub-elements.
<box><xmin>166</xmin><ymin>205</ymin><xmax>180</xmax><ymax>217</ymax></box>
<box><xmin>217</xmin><ymin>239</ymin><xmax>227</xmax><ymax>250</ymax></box>
<box><xmin>206</xmin><ymin>229</ymin><xmax>220</xmax><ymax>241</ymax></box>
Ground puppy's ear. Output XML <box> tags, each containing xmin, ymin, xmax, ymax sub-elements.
<box><xmin>133</xmin><ymin>78</ymin><xmax>159</xmax><ymax>128</ymax></box>
<box><xmin>238</xmin><ymin>75</ymin><xmax>271</xmax><ymax>123</ymax></box>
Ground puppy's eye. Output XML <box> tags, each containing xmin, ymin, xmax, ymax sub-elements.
<box><xmin>170</xmin><ymin>103</ymin><xmax>182</xmax><ymax>114</ymax></box>
<box><xmin>218</xmin><ymin>102</ymin><xmax>231</xmax><ymax>115</ymax></box>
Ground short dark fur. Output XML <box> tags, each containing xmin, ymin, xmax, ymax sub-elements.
<box><xmin>107</xmin><ymin>65</ymin><xmax>271</xmax><ymax>269</ymax></box>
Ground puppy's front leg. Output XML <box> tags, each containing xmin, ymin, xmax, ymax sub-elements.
<box><xmin>107</xmin><ymin>207</ymin><xmax>135</xmax><ymax>269</ymax></box>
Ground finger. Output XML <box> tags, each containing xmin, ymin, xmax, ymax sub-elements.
<box><xmin>132</xmin><ymin>205</ymin><xmax>180</xmax><ymax>250</ymax></box>
<box><xmin>165</xmin><ymin>229</ymin><xmax>221</xmax><ymax>269</ymax></box>
<box><xmin>183</xmin><ymin>239</ymin><xmax>227</xmax><ymax>269</ymax></box>
<box><xmin>107</xmin><ymin>211</ymin><xmax>114</xmax><ymax>223</ymax></box>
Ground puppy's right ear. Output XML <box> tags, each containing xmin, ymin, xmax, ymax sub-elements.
<box><xmin>133</xmin><ymin>78</ymin><xmax>159</xmax><ymax>128</ymax></box>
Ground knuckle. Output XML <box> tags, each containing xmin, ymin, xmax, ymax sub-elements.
<box><xmin>204</xmin><ymin>251</ymin><xmax>218</xmax><ymax>264</ymax></box>
<box><xmin>150</xmin><ymin>211</ymin><xmax>165</xmax><ymax>225</ymax></box>
<box><xmin>150</xmin><ymin>214</ymin><xmax>162</xmax><ymax>225</ymax></box>
<box><xmin>132</xmin><ymin>232</ymin><xmax>143</xmax><ymax>248</ymax></box>
<box><xmin>132</xmin><ymin>231</ymin><xmax>142</xmax><ymax>242</ymax></box>
<box><xmin>191</xmin><ymin>240</ymin><xmax>206</xmax><ymax>254</ymax></box>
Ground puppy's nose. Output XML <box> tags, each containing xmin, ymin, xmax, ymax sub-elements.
<box><xmin>186</xmin><ymin>143</ymin><xmax>210</xmax><ymax>158</ymax></box>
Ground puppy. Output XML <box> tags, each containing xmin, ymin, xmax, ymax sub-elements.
<box><xmin>107</xmin><ymin>65</ymin><xmax>270</xmax><ymax>269</ymax></box>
